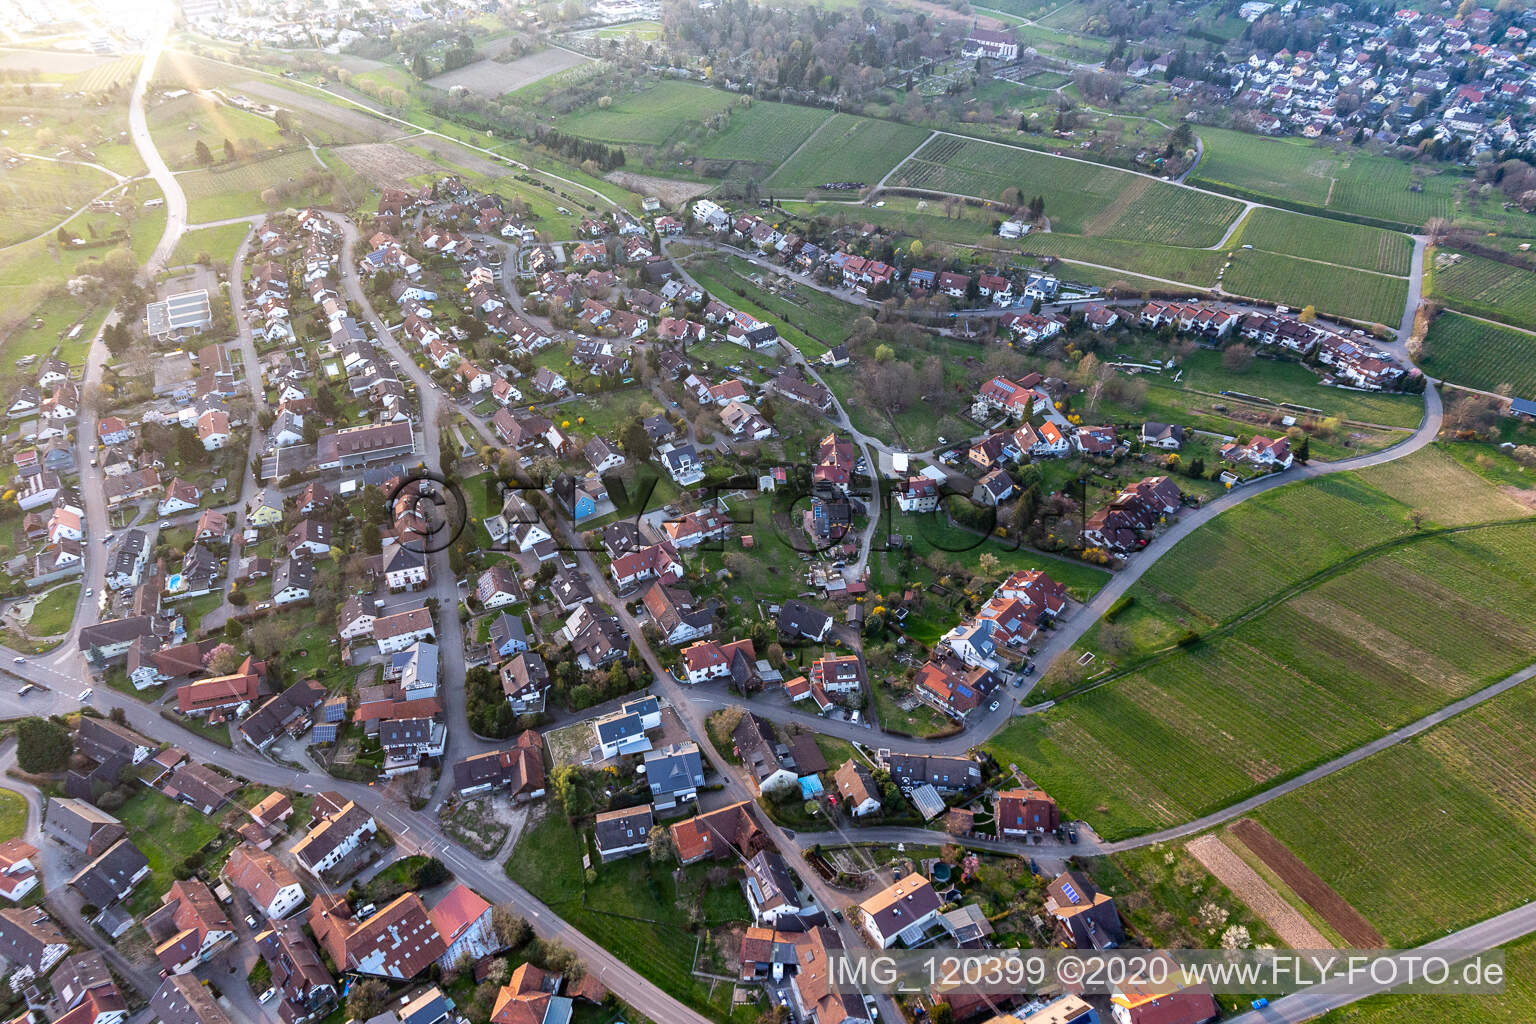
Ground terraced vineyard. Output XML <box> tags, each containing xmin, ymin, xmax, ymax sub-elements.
<box><xmin>1019</xmin><ymin>234</ymin><xmax>1224</xmax><ymax>285</ymax></box>
<box><xmin>1222</xmin><ymin>248</ymin><xmax>1409</xmax><ymax>325</ymax></box>
<box><xmin>897</xmin><ymin>135</ymin><xmax>1240</xmax><ymax>244</ymax></box>
<box><xmin>556</xmin><ymin>80</ymin><xmax>736</xmax><ymax>146</ymax></box>
<box><xmin>1428</xmin><ymin>251</ymin><xmax>1536</xmax><ymax>333</ymax></box>
<box><xmin>989</xmin><ymin>521</ymin><xmax>1536</xmax><ymax>840</ymax></box>
<box><xmin>763</xmin><ymin>114</ymin><xmax>928</xmax><ymax>191</ymax></box>
<box><xmin>1237</xmin><ymin>207</ymin><xmax>1413</xmax><ymax>275</ymax></box>
<box><xmin>695</xmin><ymin>102</ymin><xmax>832</xmax><ymax>166</ymax></box>
<box><xmin>1255</xmin><ymin>682</ymin><xmax>1536</xmax><ymax>947</ymax></box>
<box><xmin>1421</xmin><ymin>312</ymin><xmax>1536</xmax><ymax>398</ymax></box>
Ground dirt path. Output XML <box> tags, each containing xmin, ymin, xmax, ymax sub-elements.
<box><xmin>1187</xmin><ymin>834</ymin><xmax>1331</xmax><ymax>949</ymax></box>
<box><xmin>1229</xmin><ymin>819</ymin><xmax>1385</xmax><ymax>946</ymax></box>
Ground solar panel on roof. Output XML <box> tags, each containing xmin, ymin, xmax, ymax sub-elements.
<box><xmin>1061</xmin><ymin>881</ymin><xmax>1081</xmax><ymax>903</ymax></box>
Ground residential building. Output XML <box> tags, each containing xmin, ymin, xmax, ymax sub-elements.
<box><xmin>308</xmin><ymin>893</ymin><xmax>445</xmax><ymax>980</ymax></box>
<box><xmin>593</xmin><ymin>806</ymin><xmax>653</xmax><ymax>862</ymax></box>
<box><xmin>858</xmin><ymin>875</ymin><xmax>943</xmax><ymax>948</ymax></box>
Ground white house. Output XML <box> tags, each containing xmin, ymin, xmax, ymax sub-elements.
<box><xmin>858</xmin><ymin>876</ymin><xmax>943</xmax><ymax>949</ymax></box>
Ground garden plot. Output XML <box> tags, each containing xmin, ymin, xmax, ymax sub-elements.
<box><xmin>427</xmin><ymin>48</ymin><xmax>591</xmax><ymax>97</ymax></box>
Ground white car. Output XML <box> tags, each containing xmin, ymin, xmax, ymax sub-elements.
<box><xmin>79</xmin><ymin>688</ymin><xmax>94</xmax><ymax>701</ymax></box>
<box><xmin>989</xmin><ymin>700</ymin><xmax>1001</xmax><ymax>712</ymax></box>
<box><xmin>84</xmin><ymin>587</ymin><xmax>93</xmax><ymax>597</ymax></box>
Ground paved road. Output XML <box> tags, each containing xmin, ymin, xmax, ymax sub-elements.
<box><xmin>1226</xmin><ymin>900</ymin><xmax>1536</xmax><ymax>1024</ymax></box>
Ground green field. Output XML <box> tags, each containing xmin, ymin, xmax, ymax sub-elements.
<box><xmin>991</xmin><ymin>520</ymin><xmax>1536</xmax><ymax>840</ymax></box>
<box><xmin>556</xmin><ymin>80</ymin><xmax>736</xmax><ymax>146</ymax></box>
<box><xmin>1314</xmin><ymin>936</ymin><xmax>1536</xmax><ymax>1023</ymax></box>
<box><xmin>1192</xmin><ymin>126</ymin><xmax>1458</xmax><ymax>229</ymax></box>
<box><xmin>26</xmin><ymin>584</ymin><xmax>79</xmax><ymax>636</ymax></box>
<box><xmin>180</xmin><ymin>149</ymin><xmax>336</xmax><ymax>222</ymax></box>
<box><xmin>507</xmin><ymin>811</ymin><xmax>756</xmax><ymax>1024</ymax></box>
<box><xmin>117</xmin><ymin>787</ymin><xmax>225</xmax><ymax>913</ymax></box>
<box><xmin>148</xmin><ymin>92</ymin><xmax>292</xmax><ymax>170</ymax></box>
<box><xmin>1222</xmin><ymin>248</ymin><xmax>1408</xmax><ymax>325</ymax></box>
<box><xmin>895</xmin><ymin>134</ymin><xmax>1241</xmax><ymax>245</ymax></box>
<box><xmin>1421</xmin><ymin>312</ymin><xmax>1536</xmax><ymax>398</ymax></box>
<box><xmin>0</xmin><ymin>789</ymin><xmax>27</xmax><ymax>843</ymax></box>
<box><xmin>764</xmin><ymin>113</ymin><xmax>929</xmax><ymax>192</ymax></box>
<box><xmin>988</xmin><ymin>446</ymin><xmax>1536</xmax><ymax>840</ymax></box>
<box><xmin>75</xmin><ymin>54</ymin><xmax>144</xmax><ymax>92</ymax></box>
<box><xmin>170</xmin><ymin>222</ymin><xmax>253</xmax><ymax>268</ymax></box>
<box><xmin>1255</xmin><ymin>682</ymin><xmax>1536</xmax><ymax>946</ymax></box>
<box><xmin>696</xmin><ymin>102</ymin><xmax>832</xmax><ymax>167</ymax></box>
<box><xmin>1428</xmin><ymin>251</ymin><xmax>1536</xmax><ymax>333</ymax></box>
<box><xmin>1020</xmin><ymin>233</ymin><xmax>1224</xmax><ymax>285</ymax></box>
<box><xmin>1236</xmin><ymin>207</ymin><xmax>1413</xmax><ymax>275</ymax></box>
<box><xmin>0</xmin><ymin>158</ymin><xmax>120</xmax><ymax>247</ymax></box>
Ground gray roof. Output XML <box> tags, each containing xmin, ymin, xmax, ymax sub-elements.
<box><xmin>643</xmin><ymin>743</ymin><xmax>704</xmax><ymax>797</ymax></box>
<box><xmin>595</xmin><ymin>712</ymin><xmax>644</xmax><ymax>747</ymax></box>
<box><xmin>69</xmin><ymin>837</ymin><xmax>149</xmax><ymax>907</ymax></box>
<box><xmin>152</xmin><ymin>975</ymin><xmax>236</xmax><ymax>1024</ymax></box>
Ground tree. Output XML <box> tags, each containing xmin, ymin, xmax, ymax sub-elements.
<box><xmin>194</xmin><ymin>139</ymin><xmax>212</xmax><ymax>166</ymax></box>
<box><xmin>873</xmin><ymin>343</ymin><xmax>894</xmax><ymax>363</ymax></box>
<box><xmin>102</xmin><ymin>322</ymin><xmax>133</xmax><ymax>357</ymax></box>
<box><xmin>348</xmin><ymin>979</ymin><xmax>389</xmax><ymax>1021</ymax></box>
<box><xmin>16</xmin><ymin>717</ymin><xmax>72</xmax><ymax>773</ymax></box>
<box><xmin>1298</xmin><ymin>305</ymin><xmax>1317</xmax><ymax>323</ymax></box>
<box><xmin>1221</xmin><ymin>343</ymin><xmax>1254</xmax><ymax>373</ymax></box>
<box><xmin>647</xmin><ymin>824</ymin><xmax>676</xmax><ymax>864</ymax></box>
<box><xmin>620</xmin><ymin>417</ymin><xmax>653</xmax><ymax>462</ymax></box>
<box><xmin>976</xmin><ymin>552</ymin><xmax>1000</xmax><ymax>578</ymax></box>
<box><xmin>413</xmin><ymin>53</ymin><xmax>431</xmax><ymax>79</ymax></box>
<box><xmin>273</xmin><ymin>109</ymin><xmax>292</xmax><ymax>132</ymax></box>
<box><xmin>492</xmin><ymin>904</ymin><xmax>532</xmax><ymax>949</ymax></box>
<box><xmin>205</xmin><ymin>642</ymin><xmax>241</xmax><ymax>675</ymax></box>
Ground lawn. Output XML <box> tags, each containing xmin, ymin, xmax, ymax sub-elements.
<box><xmin>0</xmin><ymin>789</ymin><xmax>28</xmax><ymax>842</ymax></box>
<box><xmin>696</xmin><ymin>102</ymin><xmax>833</xmax><ymax>167</ymax></box>
<box><xmin>558</xmin><ymin>387</ymin><xmax>664</xmax><ymax>440</ymax></box>
<box><xmin>170</xmin><ymin>222</ymin><xmax>253</xmax><ymax>268</ymax></box>
<box><xmin>117</xmin><ymin>786</ymin><xmax>226</xmax><ymax>913</ymax></box>
<box><xmin>1313</xmin><ymin>935</ymin><xmax>1536</xmax><ymax>1024</ymax></box>
<box><xmin>556</xmin><ymin>80</ymin><xmax>736</xmax><ymax>147</ymax></box>
<box><xmin>1253</xmin><ymin>682</ymin><xmax>1536</xmax><ymax>947</ymax></box>
<box><xmin>1427</xmin><ymin>251</ymin><xmax>1536</xmax><ymax>333</ymax></box>
<box><xmin>1221</xmin><ymin>248</ymin><xmax>1408</xmax><ymax>325</ymax></box>
<box><xmin>507</xmin><ymin>811</ymin><xmax>757</xmax><ymax>1024</ymax></box>
<box><xmin>1158</xmin><ymin>346</ymin><xmax>1425</xmax><ymax>429</ymax></box>
<box><xmin>764</xmin><ymin>113</ymin><xmax>929</xmax><ymax>193</ymax></box>
<box><xmin>27</xmin><ymin>583</ymin><xmax>79</xmax><ymax>636</ymax></box>
<box><xmin>1235</xmin><ymin>207</ymin><xmax>1413</xmax><ymax>275</ymax></box>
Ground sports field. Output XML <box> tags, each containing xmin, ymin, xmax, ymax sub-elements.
<box><xmin>696</xmin><ymin>102</ymin><xmax>832</xmax><ymax>167</ymax></box>
<box><xmin>1221</xmin><ymin>248</ymin><xmax>1409</xmax><ymax>325</ymax></box>
<box><xmin>1235</xmin><ymin>207</ymin><xmax>1413</xmax><ymax>275</ymax></box>
<box><xmin>555</xmin><ymin>80</ymin><xmax>735</xmax><ymax>146</ymax></box>
<box><xmin>1420</xmin><ymin>312</ymin><xmax>1536</xmax><ymax>399</ymax></box>
<box><xmin>1254</xmin><ymin>682</ymin><xmax>1536</xmax><ymax>947</ymax></box>
<box><xmin>1427</xmin><ymin>251</ymin><xmax>1536</xmax><ymax>333</ymax></box>
<box><xmin>764</xmin><ymin>114</ymin><xmax>929</xmax><ymax>192</ymax></box>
